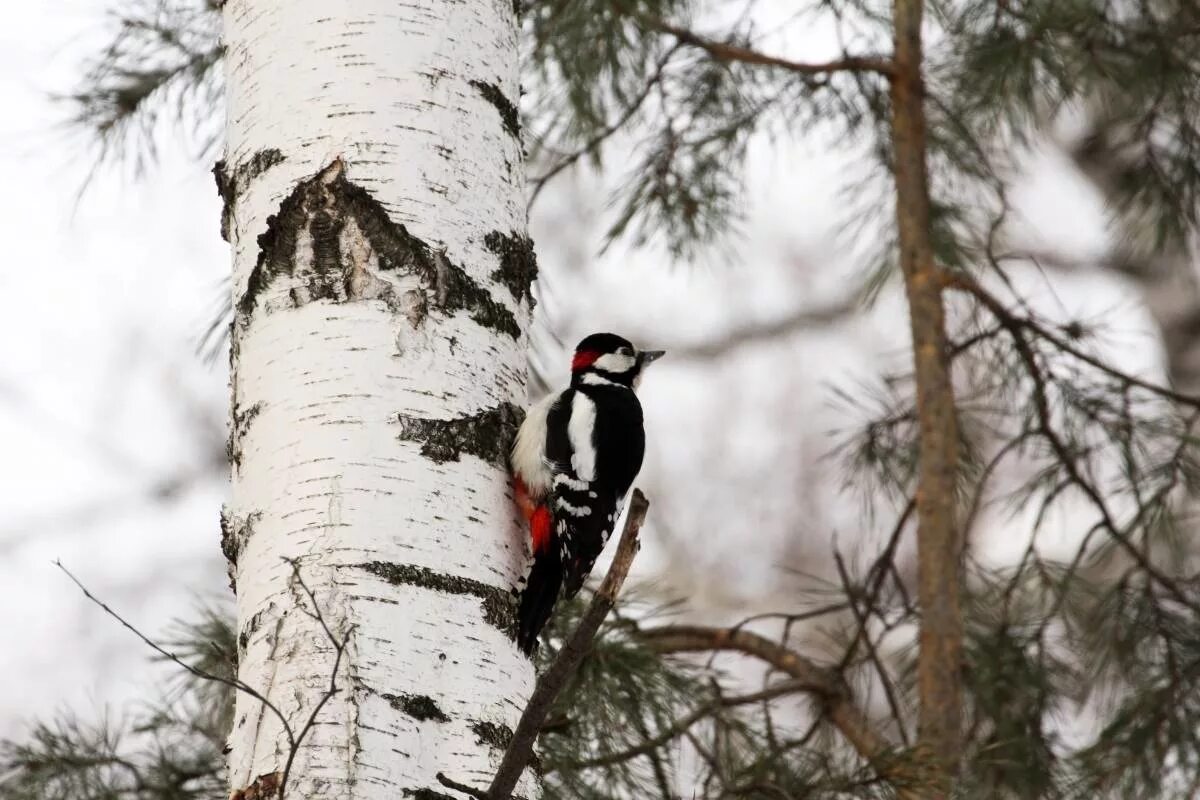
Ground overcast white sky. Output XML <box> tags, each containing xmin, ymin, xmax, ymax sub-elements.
<box><xmin>0</xmin><ymin>2</ymin><xmax>228</xmax><ymax>731</ymax></box>
<box><xmin>0</xmin><ymin>0</ymin><xmax>1163</xmax><ymax>742</ymax></box>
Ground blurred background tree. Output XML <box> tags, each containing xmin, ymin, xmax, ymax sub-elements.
<box><xmin>5</xmin><ymin>0</ymin><xmax>1200</xmax><ymax>797</ymax></box>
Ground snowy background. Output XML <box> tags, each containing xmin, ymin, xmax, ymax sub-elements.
<box><xmin>0</xmin><ymin>1</ymin><xmax>1160</xmax><ymax>736</ymax></box>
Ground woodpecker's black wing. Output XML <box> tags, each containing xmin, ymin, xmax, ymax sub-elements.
<box><xmin>549</xmin><ymin>383</ymin><xmax>644</xmax><ymax>598</ymax></box>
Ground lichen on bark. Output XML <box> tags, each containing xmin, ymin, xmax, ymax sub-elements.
<box><xmin>382</xmin><ymin>692</ymin><xmax>451</xmax><ymax>723</ymax></box>
<box><xmin>395</xmin><ymin>401</ymin><xmax>523</xmax><ymax>469</ymax></box>
<box><xmin>484</xmin><ymin>230</ymin><xmax>537</xmax><ymax>306</ymax></box>
<box><xmin>471</xmin><ymin>720</ymin><xmax>514</xmax><ymax>750</ymax></box>
<box><xmin>354</xmin><ymin>561</ymin><xmax>515</xmax><ymax>634</ymax></box>
<box><xmin>237</xmin><ymin>159</ymin><xmax>519</xmax><ymax>339</ymax></box>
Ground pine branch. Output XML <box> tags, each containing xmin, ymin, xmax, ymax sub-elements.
<box><xmin>636</xmin><ymin>625</ymin><xmax>890</xmax><ymax>770</ymax></box>
<box><xmin>947</xmin><ymin>273</ymin><xmax>1200</xmax><ymax>616</ymax></box>
<box><xmin>670</xmin><ymin>297</ymin><xmax>859</xmax><ymax>361</ymax></box>
<box><xmin>560</xmin><ymin>679</ymin><xmax>814</xmax><ymax>770</ymax></box>
<box><xmin>528</xmin><ymin>45</ymin><xmax>680</xmax><ymax>211</ymax></box>
<box><xmin>621</xmin><ymin>8</ymin><xmax>893</xmax><ymax>77</ymax></box>
<box><xmin>439</xmin><ymin>489</ymin><xmax>650</xmax><ymax>800</ymax></box>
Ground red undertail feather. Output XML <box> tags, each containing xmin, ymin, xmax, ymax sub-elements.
<box><xmin>514</xmin><ymin>476</ymin><xmax>553</xmax><ymax>555</ymax></box>
<box><xmin>530</xmin><ymin>505</ymin><xmax>552</xmax><ymax>554</ymax></box>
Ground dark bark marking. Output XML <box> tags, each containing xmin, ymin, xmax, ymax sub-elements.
<box><xmin>354</xmin><ymin>561</ymin><xmax>514</xmax><ymax>634</ymax></box>
<box><xmin>220</xmin><ymin>509</ymin><xmax>261</xmax><ymax>593</ymax></box>
<box><xmin>484</xmin><ymin>230</ymin><xmax>537</xmax><ymax>306</ymax></box>
<box><xmin>214</xmin><ymin>148</ymin><xmax>285</xmax><ymax>242</ymax></box>
<box><xmin>395</xmin><ymin>401</ymin><xmax>522</xmax><ymax>469</ymax></box>
<box><xmin>238</xmin><ymin>606</ymin><xmax>274</xmax><ymax>655</ymax></box>
<box><xmin>238</xmin><ymin>159</ymin><xmax>519</xmax><ymax>339</ymax></box>
<box><xmin>226</xmin><ymin>401</ymin><xmax>263</xmax><ymax>470</ymax></box>
<box><xmin>402</xmin><ymin>789</ymin><xmax>456</xmax><ymax>800</ymax></box>
<box><xmin>471</xmin><ymin>719</ymin><xmax>514</xmax><ymax>749</ymax></box>
<box><xmin>382</xmin><ymin>692</ymin><xmax>450</xmax><ymax>722</ymax></box>
<box><xmin>469</xmin><ymin>80</ymin><xmax>520</xmax><ymax>139</ymax></box>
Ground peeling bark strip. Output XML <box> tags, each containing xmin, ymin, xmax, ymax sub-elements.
<box><xmin>383</xmin><ymin>692</ymin><xmax>451</xmax><ymax>722</ymax></box>
<box><xmin>469</xmin><ymin>80</ymin><xmax>521</xmax><ymax>139</ymax></box>
<box><xmin>214</xmin><ymin>149</ymin><xmax>285</xmax><ymax>242</ymax></box>
<box><xmin>484</xmin><ymin>231</ymin><xmax>538</xmax><ymax>305</ymax></box>
<box><xmin>237</xmin><ymin>159</ymin><xmax>520</xmax><ymax>339</ymax></box>
<box><xmin>354</xmin><ymin>561</ymin><xmax>514</xmax><ymax>633</ymax></box>
<box><xmin>230</xmin><ymin>772</ymin><xmax>281</xmax><ymax>800</ymax></box>
<box><xmin>396</xmin><ymin>401</ymin><xmax>523</xmax><ymax>469</ymax></box>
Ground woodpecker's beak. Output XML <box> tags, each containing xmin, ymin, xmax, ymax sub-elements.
<box><xmin>638</xmin><ymin>349</ymin><xmax>666</xmax><ymax>366</ymax></box>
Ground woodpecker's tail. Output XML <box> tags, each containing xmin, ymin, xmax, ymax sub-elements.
<box><xmin>516</xmin><ymin>550</ymin><xmax>562</xmax><ymax>655</ymax></box>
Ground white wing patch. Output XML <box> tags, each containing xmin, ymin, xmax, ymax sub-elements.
<box><xmin>568</xmin><ymin>392</ymin><xmax>597</xmax><ymax>481</ymax></box>
<box><xmin>511</xmin><ymin>392</ymin><xmax>557</xmax><ymax>497</ymax></box>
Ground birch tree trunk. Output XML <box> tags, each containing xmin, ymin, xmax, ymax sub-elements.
<box><xmin>216</xmin><ymin>2</ymin><xmax>537</xmax><ymax>797</ymax></box>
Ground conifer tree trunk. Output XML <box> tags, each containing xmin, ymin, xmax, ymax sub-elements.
<box><xmin>889</xmin><ymin>0</ymin><xmax>963</xmax><ymax>788</ymax></box>
<box><xmin>217</xmin><ymin>2</ymin><xmax>537</xmax><ymax>797</ymax></box>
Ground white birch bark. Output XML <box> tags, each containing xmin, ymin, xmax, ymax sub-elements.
<box><xmin>218</xmin><ymin>2</ymin><xmax>537</xmax><ymax>797</ymax></box>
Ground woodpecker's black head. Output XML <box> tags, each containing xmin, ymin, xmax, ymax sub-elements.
<box><xmin>570</xmin><ymin>332</ymin><xmax>665</xmax><ymax>389</ymax></box>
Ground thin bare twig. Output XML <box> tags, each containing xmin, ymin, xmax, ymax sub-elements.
<box><xmin>57</xmin><ymin>558</ymin><xmax>351</xmax><ymax>800</ymax></box>
<box><xmin>833</xmin><ymin>549</ymin><xmax>910</xmax><ymax>747</ymax></box>
<box><xmin>278</xmin><ymin>560</ymin><xmax>353</xmax><ymax>800</ymax></box>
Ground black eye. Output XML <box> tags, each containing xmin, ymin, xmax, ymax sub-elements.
<box><xmin>618</xmin><ymin>347</ymin><xmax>633</xmax><ymax>356</ymax></box>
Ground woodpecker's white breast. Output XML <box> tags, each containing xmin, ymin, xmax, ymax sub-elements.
<box><xmin>511</xmin><ymin>392</ymin><xmax>557</xmax><ymax>498</ymax></box>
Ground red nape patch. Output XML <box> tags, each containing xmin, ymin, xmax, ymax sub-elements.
<box><xmin>531</xmin><ymin>506</ymin><xmax>553</xmax><ymax>554</ymax></box>
<box><xmin>571</xmin><ymin>350</ymin><xmax>601</xmax><ymax>371</ymax></box>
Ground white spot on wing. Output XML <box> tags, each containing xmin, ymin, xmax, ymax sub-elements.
<box><xmin>568</xmin><ymin>393</ymin><xmax>597</xmax><ymax>481</ymax></box>
<box><xmin>511</xmin><ymin>392</ymin><xmax>557</xmax><ymax>497</ymax></box>
<box><xmin>556</xmin><ymin>497</ymin><xmax>592</xmax><ymax>516</ymax></box>
<box><xmin>553</xmin><ymin>474</ymin><xmax>589</xmax><ymax>491</ymax></box>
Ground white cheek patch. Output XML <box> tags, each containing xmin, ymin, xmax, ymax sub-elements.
<box><xmin>592</xmin><ymin>352</ymin><xmax>636</xmax><ymax>374</ymax></box>
<box><xmin>568</xmin><ymin>393</ymin><xmax>597</xmax><ymax>481</ymax></box>
<box><xmin>581</xmin><ymin>373</ymin><xmax>621</xmax><ymax>387</ymax></box>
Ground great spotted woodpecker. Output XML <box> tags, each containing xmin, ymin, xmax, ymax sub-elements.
<box><xmin>511</xmin><ymin>332</ymin><xmax>665</xmax><ymax>654</ymax></box>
